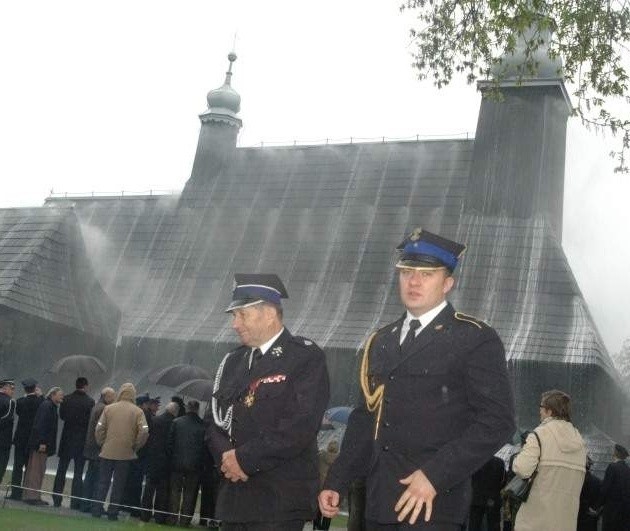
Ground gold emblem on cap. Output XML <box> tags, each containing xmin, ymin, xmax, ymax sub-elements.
<box><xmin>409</xmin><ymin>227</ymin><xmax>423</xmax><ymax>242</ymax></box>
<box><xmin>244</xmin><ymin>393</ymin><xmax>255</xmax><ymax>407</ymax></box>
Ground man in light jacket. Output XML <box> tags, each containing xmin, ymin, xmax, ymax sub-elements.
<box><xmin>91</xmin><ymin>383</ymin><xmax>149</xmax><ymax>521</ymax></box>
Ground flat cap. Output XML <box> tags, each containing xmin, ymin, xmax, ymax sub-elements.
<box><xmin>396</xmin><ymin>227</ymin><xmax>466</xmax><ymax>272</ymax></box>
<box><xmin>225</xmin><ymin>273</ymin><xmax>288</xmax><ymax>312</ymax></box>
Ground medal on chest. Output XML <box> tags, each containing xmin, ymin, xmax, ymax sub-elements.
<box><xmin>243</xmin><ymin>374</ymin><xmax>287</xmax><ymax>408</ymax></box>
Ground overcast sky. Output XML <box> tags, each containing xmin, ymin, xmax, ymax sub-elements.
<box><xmin>1</xmin><ymin>0</ymin><xmax>628</xmax><ymax>354</ymax></box>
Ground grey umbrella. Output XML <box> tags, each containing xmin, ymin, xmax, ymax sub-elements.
<box><xmin>151</xmin><ymin>364</ymin><xmax>212</xmax><ymax>388</ymax></box>
<box><xmin>50</xmin><ymin>355</ymin><xmax>108</xmax><ymax>375</ymax></box>
<box><xmin>174</xmin><ymin>378</ymin><xmax>214</xmax><ymax>402</ymax></box>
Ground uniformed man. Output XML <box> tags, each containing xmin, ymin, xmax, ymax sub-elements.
<box><xmin>0</xmin><ymin>378</ymin><xmax>16</xmax><ymax>483</ymax></box>
<box><xmin>319</xmin><ymin>228</ymin><xmax>515</xmax><ymax>531</ymax></box>
<box><xmin>10</xmin><ymin>377</ymin><xmax>44</xmax><ymax>500</ymax></box>
<box><xmin>207</xmin><ymin>273</ymin><xmax>330</xmax><ymax>531</ymax></box>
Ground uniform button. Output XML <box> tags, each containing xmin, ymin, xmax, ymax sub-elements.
<box><xmin>384</xmin><ymin>422</ymin><xmax>390</xmax><ymax>428</ymax></box>
<box><xmin>382</xmin><ymin>445</ymin><xmax>389</xmax><ymax>451</ymax></box>
<box><xmin>388</xmin><ymin>375</ymin><xmax>395</xmax><ymax>381</ymax></box>
<box><xmin>384</xmin><ymin>398</ymin><xmax>390</xmax><ymax>404</ymax></box>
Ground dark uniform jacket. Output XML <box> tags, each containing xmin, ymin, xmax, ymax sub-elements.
<box><xmin>58</xmin><ymin>389</ymin><xmax>95</xmax><ymax>458</ymax></box>
<box><xmin>0</xmin><ymin>392</ymin><xmax>16</xmax><ymax>449</ymax></box>
<box><xmin>207</xmin><ymin>328</ymin><xmax>330</xmax><ymax>523</ymax></box>
<box><xmin>13</xmin><ymin>394</ymin><xmax>44</xmax><ymax>449</ymax></box>
<box><xmin>324</xmin><ymin>303</ymin><xmax>515</xmax><ymax>525</ymax></box>
<box><xmin>598</xmin><ymin>460</ymin><xmax>630</xmax><ymax>531</ymax></box>
<box><xmin>27</xmin><ymin>398</ymin><xmax>59</xmax><ymax>456</ymax></box>
<box><xmin>146</xmin><ymin>410</ymin><xmax>175</xmax><ymax>479</ymax></box>
<box><xmin>168</xmin><ymin>412</ymin><xmax>205</xmax><ymax>472</ymax></box>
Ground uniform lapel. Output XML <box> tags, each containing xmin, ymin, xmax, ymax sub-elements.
<box><xmin>381</xmin><ymin>314</ymin><xmax>407</xmax><ymax>372</ymax></box>
<box><xmin>248</xmin><ymin>328</ymin><xmax>290</xmax><ymax>380</ymax></box>
<box><xmin>389</xmin><ymin>303</ymin><xmax>454</xmax><ymax>371</ymax></box>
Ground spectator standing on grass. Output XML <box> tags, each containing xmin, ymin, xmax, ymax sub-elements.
<box><xmin>0</xmin><ymin>378</ymin><xmax>16</xmax><ymax>485</ymax></box>
<box><xmin>168</xmin><ymin>399</ymin><xmax>205</xmax><ymax>527</ymax></box>
<box><xmin>53</xmin><ymin>376</ymin><xmax>95</xmax><ymax>509</ymax></box>
<box><xmin>92</xmin><ymin>382</ymin><xmax>149</xmax><ymax>521</ymax></box>
<box><xmin>81</xmin><ymin>386</ymin><xmax>115</xmax><ymax>512</ymax></box>
<box><xmin>10</xmin><ymin>378</ymin><xmax>43</xmax><ymax>500</ymax></box>
<box><xmin>141</xmin><ymin>400</ymin><xmax>178</xmax><ymax>524</ymax></box>
<box><xmin>22</xmin><ymin>386</ymin><xmax>64</xmax><ymax>505</ymax></box>
<box><xmin>597</xmin><ymin>443</ymin><xmax>630</xmax><ymax>531</ymax></box>
<box><xmin>122</xmin><ymin>392</ymin><xmax>155</xmax><ymax>517</ymax></box>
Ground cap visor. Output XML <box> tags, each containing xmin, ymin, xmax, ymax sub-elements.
<box><xmin>396</xmin><ymin>261</ymin><xmax>447</xmax><ymax>271</ymax></box>
<box><xmin>224</xmin><ymin>299</ymin><xmax>264</xmax><ymax>313</ymax></box>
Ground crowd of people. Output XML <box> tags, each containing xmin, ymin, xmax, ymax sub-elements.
<box><xmin>0</xmin><ymin>376</ymin><xmax>219</xmax><ymax>527</ymax></box>
<box><xmin>1</xmin><ymin>227</ymin><xmax>630</xmax><ymax>531</ymax></box>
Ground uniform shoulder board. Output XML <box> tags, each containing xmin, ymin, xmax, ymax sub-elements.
<box><xmin>454</xmin><ymin>312</ymin><xmax>486</xmax><ymax>329</ymax></box>
<box><xmin>291</xmin><ymin>336</ymin><xmax>317</xmax><ymax>348</ymax></box>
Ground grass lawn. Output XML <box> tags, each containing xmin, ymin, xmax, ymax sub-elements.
<box><xmin>0</xmin><ymin>506</ymin><xmax>167</xmax><ymax>530</ymax></box>
<box><xmin>1</xmin><ymin>471</ymin><xmax>349</xmax><ymax>530</ymax></box>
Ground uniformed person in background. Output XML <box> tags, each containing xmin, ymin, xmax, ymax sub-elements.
<box><xmin>0</xmin><ymin>378</ymin><xmax>16</xmax><ymax>484</ymax></box>
<box><xmin>319</xmin><ymin>228</ymin><xmax>515</xmax><ymax>531</ymax></box>
<box><xmin>10</xmin><ymin>377</ymin><xmax>44</xmax><ymax>500</ymax></box>
<box><xmin>207</xmin><ymin>273</ymin><xmax>330</xmax><ymax>531</ymax></box>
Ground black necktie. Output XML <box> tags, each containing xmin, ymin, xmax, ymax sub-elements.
<box><xmin>401</xmin><ymin>319</ymin><xmax>421</xmax><ymax>353</ymax></box>
<box><xmin>250</xmin><ymin>348</ymin><xmax>263</xmax><ymax>371</ymax></box>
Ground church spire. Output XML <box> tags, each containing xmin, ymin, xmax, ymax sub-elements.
<box><xmin>200</xmin><ymin>52</ymin><xmax>242</xmax><ymax>128</ymax></box>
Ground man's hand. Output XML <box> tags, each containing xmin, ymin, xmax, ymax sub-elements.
<box><xmin>318</xmin><ymin>490</ymin><xmax>341</xmax><ymax>518</ymax></box>
<box><xmin>38</xmin><ymin>444</ymin><xmax>46</xmax><ymax>453</ymax></box>
<box><xmin>394</xmin><ymin>469</ymin><xmax>437</xmax><ymax>524</ymax></box>
<box><xmin>220</xmin><ymin>449</ymin><xmax>249</xmax><ymax>482</ymax></box>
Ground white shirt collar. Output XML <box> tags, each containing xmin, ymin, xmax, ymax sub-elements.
<box><xmin>400</xmin><ymin>300</ymin><xmax>448</xmax><ymax>343</ymax></box>
<box><xmin>258</xmin><ymin>327</ymin><xmax>285</xmax><ymax>355</ymax></box>
<box><xmin>407</xmin><ymin>300</ymin><xmax>447</xmax><ymax>328</ymax></box>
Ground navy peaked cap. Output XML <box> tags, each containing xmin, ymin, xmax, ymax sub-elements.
<box><xmin>226</xmin><ymin>273</ymin><xmax>288</xmax><ymax>312</ymax></box>
<box><xmin>396</xmin><ymin>227</ymin><xmax>466</xmax><ymax>272</ymax></box>
<box><xmin>22</xmin><ymin>378</ymin><xmax>38</xmax><ymax>388</ymax></box>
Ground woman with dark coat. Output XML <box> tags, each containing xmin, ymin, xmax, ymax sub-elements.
<box><xmin>22</xmin><ymin>387</ymin><xmax>64</xmax><ymax>505</ymax></box>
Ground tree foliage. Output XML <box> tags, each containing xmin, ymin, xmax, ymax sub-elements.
<box><xmin>401</xmin><ymin>0</ymin><xmax>630</xmax><ymax>172</ymax></box>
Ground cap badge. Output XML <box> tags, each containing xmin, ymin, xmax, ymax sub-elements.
<box><xmin>409</xmin><ymin>227</ymin><xmax>423</xmax><ymax>242</ymax></box>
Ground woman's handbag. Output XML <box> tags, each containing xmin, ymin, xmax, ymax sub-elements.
<box><xmin>501</xmin><ymin>431</ymin><xmax>542</xmax><ymax>504</ymax></box>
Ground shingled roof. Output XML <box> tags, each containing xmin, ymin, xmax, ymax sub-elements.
<box><xmin>45</xmin><ymin>137</ymin><xmax>612</xmax><ymax>377</ymax></box>
<box><xmin>0</xmin><ymin>207</ymin><xmax>120</xmax><ymax>340</ymax></box>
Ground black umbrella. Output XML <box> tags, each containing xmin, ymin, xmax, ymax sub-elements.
<box><xmin>175</xmin><ymin>379</ymin><xmax>214</xmax><ymax>402</ymax></box>
<box><xmin>50</xmin><ymin>355</ymin><xmax>107</xmax><ymax>375</ymax></box>
<box><xmin>151</xmin><ymin>364</ymin><xmax>212</xmax><ymax>388</ymax></box>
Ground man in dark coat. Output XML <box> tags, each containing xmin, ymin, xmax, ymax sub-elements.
<box><xmin>0</xmin><ymin>378</ymin><xmax>16</xmax><ymax>484</ymax></box>
<box><xmin>23</xmin><ymin>387</ymin><xmax>64</xmax><ymax>505</ymax></box>
<box><xmin>578</xmin><ymin>455</ymin><xmax>601</xmax><ymax>531</ymax></box>
<box><xmin>140</xmin><ymin>401</ymin><xmax>178</xmax><ymax>523</ymax></box>
<box><xmin>468</xmin><ymin>456</ymin><xmax>505</xmax><ymax>531</ymax></box>
<box><xmin>207</xmin><ymin>273</ymin><xmax>330</xmax><ymax>531</ymax></box>
<box><xmin>167</xmin><ymin>400</ymin><xmax>205</xmax><ymax>526</ymax></box>
<box><xmin>597</xmin><ymin>443</ymin><xmax>630</xmax><ymax>531</ymax></box>
<box><xmin>319</xmin><ymin>228</ymin><xmax>515</xmax><ymax>531</ymax></box>
<box><xmin>81</xmin><ymin>386</ymin><xmax>116</xmax><ymax>512</ymax></box>
<box><xmin>10</xmin><ymin>378</ymin><xmax>43</xmax><ymax>500</ymax></box>
<box><xmin>52</xmin><ymin>376</ymin><xmax>95</xmax><ymax>508</ymax></box>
